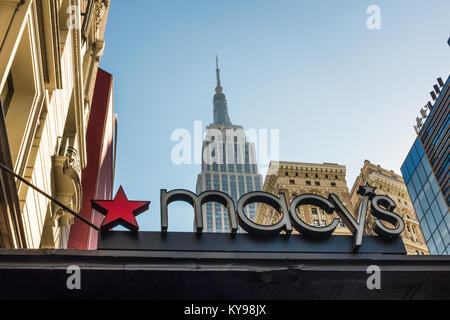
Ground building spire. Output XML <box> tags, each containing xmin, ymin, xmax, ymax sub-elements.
<box><xmin>215</xmin><ymin>55</ymin><xmax>222</xmax><ymax>93</ymax></box>
<box><xmin>213</xmin><ymin>55</ymin><xmax>232</xmax><ymax>126</ymax></box>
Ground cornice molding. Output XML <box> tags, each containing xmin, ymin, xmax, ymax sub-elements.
<box><xmin>70</xmin><ymin>0</ymin><xmax>86</xmax><ymax>169</ymax></box>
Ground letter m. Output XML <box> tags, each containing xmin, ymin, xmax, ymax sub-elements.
<box><xmin>160</xmin><ymin>189</ymin><xmax>237</xmax><ymax>234</ymax></box>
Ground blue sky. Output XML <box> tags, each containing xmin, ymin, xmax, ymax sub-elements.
<box><xmin>99</xmin><ymin>0</ymin><xmax>450</xmax><ymax>232</ymax></box>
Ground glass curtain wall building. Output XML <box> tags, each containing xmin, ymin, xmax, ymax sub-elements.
<box><xmin>196</xmin><ymin>58</ymin><xmax>262</xmax><ymax>233</ymax></box>
<box><xmin>401</xmin><ymin>75</ymin><xmax>450</xmax><ymax>255</ymax></box>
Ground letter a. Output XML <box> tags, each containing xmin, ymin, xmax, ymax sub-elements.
<box><xmin>366</xmin><ymin>5</ymin><xmax>381</xmax><ymax>30</ymax></box>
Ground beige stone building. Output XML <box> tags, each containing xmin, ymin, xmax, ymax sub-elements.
<box><xmin>350</xmin><ymin>160</ymin><xmax>429</xmax><ymax>255</ymax></box>
<box><xmin>0</xmin><ymin>0</ymin><xmax>112</xmax><ymax>249</ymax></box>
<box><xmin>254</xmin><ymin>161</ymin><xmax>355</xmax><ymax>235</ymax></box>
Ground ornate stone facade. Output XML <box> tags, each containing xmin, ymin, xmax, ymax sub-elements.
<box><xmin>254</xmin><ymin>161</ymin><xmax>355</xmax><ymax>236</ymax></box>
<box><xmin>350</xmin><ymin>160</ymin><xmax>429</xmax><ymax>255</ymax></box>
<box><xmin>0</xmin><ymin>0</ymin><xmax>111</xmax><ymax>248</ymax></box>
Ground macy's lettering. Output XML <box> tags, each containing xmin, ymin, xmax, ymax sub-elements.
<box><xmin>160</xmin><ymin>184</ymin><xmax>405</xmax><ymax>252</ymax></box>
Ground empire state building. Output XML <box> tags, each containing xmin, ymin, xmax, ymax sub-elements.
<box><xmin>196</xmin><ymin>57</ymin><xmax>262</xmax><ymax>233</ymax></box>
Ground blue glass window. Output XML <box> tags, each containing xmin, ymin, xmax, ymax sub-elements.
<box><xmin>405</xmin><ymin>154</ymin><xmax>415</xmax><ymax>179</ymax></box>
<box><xmin>407</xmin><ymin>180</ymin><xmax>417</xmax><ymax>200</ymax></box>
<box><xmin>444</xmin><ymin>215</ymin><xmax>450</xmax><ymax>248</ymax></box>
<box><xmin>416</xmin><ymin>162</ymin><xmax>428</xmax><ymax>185</ymax></box>
<box><xmin>413</xmin><ymin>198</ymin><xmax>424</xmax><ymax>221</ymax></box>
<box><xmin>401</xmin><ymin>164</ymin><xmax>411</xmax><ymax>184</ymax></box>
<box><xmin>433</xmin><ymin>231</ymin><xmax>445</xmax><ymax>255</ymax></box>
<box><xmin>411</xmin><ymin>171</ymin><xmax>422</xmax><ymax>195</ymax></box>
<box><xmin>410</xmin><ymin>144</ymin><xmax>421</xmax><ymax>167</ymax></box>
<box><xmin>423</xmin><ymin>181</ymin><xmax>434</xmax><ymax>205</ymax></box>
<box><xmin>418</xmin><ymin>190</ymin><xmax>430</xmax><ymax>213</ymax></box>
<box><xmin>414</xmin><ymin>139</ymin><xmax>425</xmax><ymax>158</ymax></box>
<box><xmin>436</xmin><ymin>194</ymin><xmax>449</xmax><ymax>215</ymax></box>
<box><xmin>430</xmin><ymin>200</ymin><xmax>443</xmax><ymax>225</ymax></box>
<box><xmin>427</xmin><ymin>237</ymin><xmax>438</xmax><ymax>255</ymax></box>
<box><xmin>426</xmin><ymin>212</ymin><xmax>437</xmax><ymax>233</ymax></box>
<box><xmin>439</xmin><ymin>221</ymin><xmax>450</xmax><ymax>247</ymax></box>
<box><xmin>421</xmin><ymin>219</ymin><xmax>431</xmax><ymax>241</ymax></box>
<box><xmin>421</xmin><ymin>156</ymin><xmax>433</xmax><ymax>176</ymax></box>
<box><xmin>428</xmin><ymin>175</ymin><xmax>441</xmax><ymax>196</ymax></box>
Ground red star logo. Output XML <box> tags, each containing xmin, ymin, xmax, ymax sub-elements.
<box><xmin>91</xmin><ymin>186</ymin><xmax>150</xmax><ymax>232</ymax></box>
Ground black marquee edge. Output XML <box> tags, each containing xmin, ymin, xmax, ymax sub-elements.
<box><xmin>98</xmin><ymin>231</ymin><xmax>407</xmax><ymax>254</ymax></box>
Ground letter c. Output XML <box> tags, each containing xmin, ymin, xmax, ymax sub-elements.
<box><xmin>236</xmin><ymin>192</ymin><xmax>292</xmax><ymax>235</ymax></box>
<box><xmin>289</xmin><ymin>194</ymin><xmax>339</xmax><ymax>237</ymax></box>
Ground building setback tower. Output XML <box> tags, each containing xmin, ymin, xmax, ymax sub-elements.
<box><xmin>351</xmin><ymin>161</ymin><xmax>429</xmax><ymax>255</ymax></box>
<box><xmin>196</xmin><ymin>58</ymin><xmax>262</xmax><ymax>232</ymax></box>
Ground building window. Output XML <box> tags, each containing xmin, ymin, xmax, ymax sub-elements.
<box><xmin>246</xmin><ymin>176</ymin><xmax>254</xmax><ymax>192</ymax></box>
<box><xmin>0</xmin><ymin>72</ymin><xmax>14</xmax><ymax>115</ymax></box>
<box><xmin>205</xmin><ymin>173</ymin><xmax>211</xmax><ymax>190</ymax></box>
<box><xmin>306</xmin><ymin>181</ymin><xmax>311</xmax><ymax>186</ymax></box>
<box><xmin>331</xmin><ymin>182</ymin><xmax>336</xmax><ymax>187</ymax></box>
<box><xmin>285</xmin><ymin>172</ymin><xmax>288</xmax><ymax>176</ymax></box>
<box><xmin>213</xmin><ymin>174</ymin><xmax>220</xmax><ymax>190</ymax></box>
<box><xmin>222</xmin><ymin>175</ymin><xmax>229</xmax><ymax>193</ymax></box>
<box><xmin>289</xmin><ymin>180</ymin><xmax>295</xmax><ymax>185</ymax></box>
<box><xmin>321</xmin><ymin>221</ymin><xmax>326</xmax><ymax>227</ymax></box>
<box><xmin>254</xmin><ymin>176</ymin><xmax>261</xmax><ymax>190</ymax></box>
<box><xmin>295</xmin><ymin>172</ymin><xmax>298</xmax><ymax>177</ymax></box>
<box><xmin>311</xmin><ymin>208</ymin><xmax>318</xmax><ymax>215</ymax></box>
<box><xmin>313</xmin><ymin>220</ymin><xmax>319</xmax><ymax>227</ymax></box>
<box><xmin>315</xmin><ymin>181</ymin><xmax>320</xmax><ymax>186</ymax></box>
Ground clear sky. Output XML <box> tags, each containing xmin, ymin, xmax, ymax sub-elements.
<box><xmin>99</xmin><ymin>0</ymin><xmax>450</xmax><ymax>232</ymax></box>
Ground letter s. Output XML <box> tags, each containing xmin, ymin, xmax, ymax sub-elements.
<box><xmin>371</xmin><ymin>195</ymin><xmax>405</xmax><ymax>238</ymax></box>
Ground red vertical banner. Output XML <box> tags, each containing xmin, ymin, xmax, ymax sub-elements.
<box><xmin>68</xmin><ymin>69</ymin><xmax>115</xmax><ymax>250</ymax></box>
